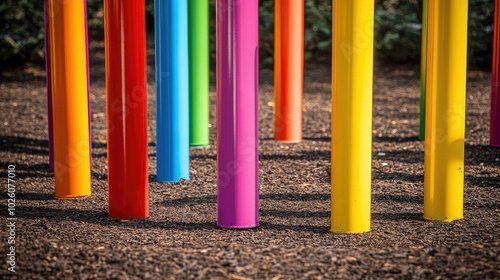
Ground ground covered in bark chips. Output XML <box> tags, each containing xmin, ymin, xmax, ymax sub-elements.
<box><xmin>1</xmin><ymin>39</ymin><xmax>500</xmax><ymax>279</ymax></box>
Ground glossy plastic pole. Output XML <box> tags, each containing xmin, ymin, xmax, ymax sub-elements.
<box><xmin>419</xmin><ymin>0</ymin><xmax>428</xmax><ymax>141</ymax></box>
<box><xmin>105</xmin><ymin>0</ymin><xmax>149</xmax><ymax>219</ymax></box>
<box><xmin>331</xmin><ymin>0</ymin><xmax>374</xmax><ymax>234</ymax></box>
<box><xmin>274</xmin><ymin>0</ymin><xmax>304</xmax><ymax>142</ymax></box>
<box><xmin>188</xmin><ymin>0</ymin><xmax>210</xmax><ymax>147</ymax></box>
<box><xmin>491</xmin><ymin>0</ymin><xmax>500</xmax><ymax>147</ymax></box>
<box><xmin>216</xmin><ymin>0</ymin><xmax>259</xmax><ymax>229</ymax></box>
<box><xmin>44</xmin><ymin>0</ymin><xmax>54</xmax><ymax>172</ymax></box>
<box><xmin>424</xmin><ymin>0</ymin><xmax>468</xmax><ymax>222</ymax></box>
<box><xmin>48</xmin><ymin>0</ymin><xmax>91</xmax><ymax>198</ymax></box>
<box><xmin>45</xmin><ymin>1</ymin><xmax>91</xmax><ymax>172</ymax></box>
<box><xmin>84</xmin><ymin>1</ymin><xmax>92</xmax><ymax>163</ymax></box>
<box><xmin>155</xmin><ymin>0</ymin><xmax>190</xmax><ymax>182</ymax></box>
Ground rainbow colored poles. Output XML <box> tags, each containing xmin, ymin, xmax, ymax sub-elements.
<box><xmin>424</xmin><ymin>0</ymin><xmax>468</xmax><ymax>222</ymax></box>
<box><xmin>188</xmin><ymin>0</ymin><xmax>210</xmax><ymax>147</ymax></box>
<box><xmin>155</xmin><ymin>0</ymin><xmax>190</xmax><ymax>182</ymax></box>
<box><xmin>104</xmin><ymin>0</ymin><xmax>149</xmax><ymax>219</ymax></box>
<box><xmin>419</xmin><ymin>0</ymin><xmax>428</xmax><ymax>141</ymax></box>
<box><xmin>216</xmin><ymin>0</ymin><xmax>259</xmax><ymax>229</ymax></box>
<box><xmin>331</xmin><ymin>0</ymin><xmax>374</xmax><ymax>234</ymax></box>
<box><xmin>491</xmin><ymin>0</ymin><xmax>500</xmax><ymax>147</ymax></box>
<box><xmin>274</xmin><ymin>0</ymin><xmax>304</xmax><ymax>142</ymax></box>
<box><xmin>48</xmin><ymin>0</ymin><xmax>91</xmax><ymax>198</ymax></box>
<box><xmin>44</xmin><ymin>0</ymin><xmax>54</xmax><ymax>172</ymax></box>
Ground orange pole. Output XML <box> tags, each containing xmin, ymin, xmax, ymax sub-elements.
<box><xmin>274</xmin><ymin>0</ymin><xmax>304</xmax><ymax>142</ymax></box>
<box><xmin>48</xmin><ymin>0</ymin><xmax>91</xmax><ymax>198</ymax></box>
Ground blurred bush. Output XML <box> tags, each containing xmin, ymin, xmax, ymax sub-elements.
<box><xmin>468</xmin><ymin>0</ymin><xmax>495</xmax><ymax>68</ymax></box>
<box><xmin>375</xmin><ymin>0</ymin><xmax>423</xmax><ymax>63</ymax></box>
<box><xmin>0</xmin><ymin>0</ymin><xmax>495</xmax><ymax>70</ymax></box>
<box><xmin>0</xmin><ymin>0</ymin><xmax>104</xmax><ymax>69</ymax></box>
<box><xmin>0</xmin><ymin>0</ymin><xmax>45</xmax><ymax>68</ymax></box>
<box><xmin>374</xmin><ymin>0</ymin><xmax>494</xmax><ymax>68</ymax></box>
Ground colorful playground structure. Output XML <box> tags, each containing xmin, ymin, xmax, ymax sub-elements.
<box><xmin>155</xmin><ymin>1</ymin><xmax>190</xmax><ymax>183</ymax></box>
<box><xmin>216</xmin><ymin>0</ymin><xmax>260</xmax><ymax>229</ymax></box>
<box><xmin>45</xmin><ymin>0</ymin><xmax>91</xmax><ymax>199</ymax></box>
<box><xmin>274</xmin><ymin>0</ymin><xmax>304</xmax><ymax>143</ymax></box>
<box><xmin>423</xmin><ymin>0</ymin><xmax>468</xmax><ymax>222</ymax></box>
<box><xmin>331</xmin><ymin>0</ymin><xmax>374</xmax><ymax>233</ymax></box>
<box><xmin>44</xmin><ymin>0</ymin><xmax>492</xmax><ymax>232</ymax></box>
<box><xmin>492</xmin><ymin>0</ymin><xmax>500</xmax><ymax>147</ymax></box>
<box><xmin>104</xmin><ymin>0</ymin><xmax>149</xmax><ymax>219</ymax></box>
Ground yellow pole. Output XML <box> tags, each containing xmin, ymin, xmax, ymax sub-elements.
<box><xmin>49</xmin><ymin>0</ymin><xmax>91</xmax><ymax>198</ymax></box>
<box><xmin>424</xmin><ymin>0</ymin><xmax>468</xmax><ymax>222</ymax></box>
<box><xmin>331</xmin><ymin>0</ymin><xmax>374</xmax><ymax>234</ymax></box>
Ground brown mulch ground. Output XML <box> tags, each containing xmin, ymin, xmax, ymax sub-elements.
<box><xmin>1</xmin><ymin>39</ymin><xmax>499</xmax><ymax>279</ymax></box>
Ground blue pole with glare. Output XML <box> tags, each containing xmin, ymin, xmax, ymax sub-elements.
<box><xmin>155</xmin><ymin>0</ymin><xmax>190</xmax><ymax>182</ymax></box>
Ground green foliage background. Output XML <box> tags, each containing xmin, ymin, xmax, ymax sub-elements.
<box><xmin>0</xmin><ymin>0</ymin><xmax>495</xmax><ymax>70</ymax></box>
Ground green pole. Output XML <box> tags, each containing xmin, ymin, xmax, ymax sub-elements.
<box><xmin>188</xmin><ymin>0</ymin><xmax>210</xmax><ymax>147</ymax></box>
<box><xmin>419</xmin><ymin>0</ymin><xmax>428</xmax><ymax>141</ymax></box>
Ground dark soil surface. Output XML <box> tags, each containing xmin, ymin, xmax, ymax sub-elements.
<box><xmin>1</xmin><ymin>39</ymin><xmax>499</xmax><ymax>279</ymax></box>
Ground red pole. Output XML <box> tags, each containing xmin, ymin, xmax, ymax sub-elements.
<box><xmin>104</xmin><ymin>0</ymin><xmax>149</xmax><ymax>219</ymax></box>
<box><xmin>491</xmin><ymin>0</ymin><xmax>500</xmax><ymax>147</ymax></box>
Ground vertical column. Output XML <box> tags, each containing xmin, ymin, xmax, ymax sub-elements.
<box><xmin>331</xmin><ymin>0</ymin><xmax>374</xmax><ymax>234</ymax></box>
<box><xmin>46</xmin><ymin>0</ymin><xmax>91</xmax><ymax>172</ymax></box>
<box><xmin>84</xmin><ymin>1</ymin><xmax>92</xmax><ymax>163</ymax></box>
<box><xmin>424</xmin><ymin>0</ymin><xmax>468</xmax><ymax>222</ymax></box>
<box><xmin>491</xmin><ymin>0</ymin><xmax>500</xmax><ymax>147</ymax></box>
<box><xmin>274</xmin><ymin>0</ymin><xmax>304</xmax><ymax>142</ymax></box>
<box><xmin>105</xmin><ymin>0</ymin><xmax>149</xmax><ymax>219</ymax></box>
<box><xmin>188</xmin><ymin>0</ymin><xmax>210</xmax><ymax>147</ymax></box>
<box><xmin>155</xmin><ymin>1</ymin><xmax>190</xmax><ymax>182</ymax></box>
<box><xmin>216</xmin><ymin>0</ymin><xmax>259</xmax><ymax>229</ymax></box>
<box><xmin>419</xmin><ymin>0</ymin><xmax>428</xmax><ymax>141</ymax></box>
<box><xmin>48</xmin><ymin>0</ymin><xmax>91</xmax><ymax>198</ymax></box>
<box><xmin>44</xmin><ymin>0</ymin><xmax>54</xmax><ymax>172</ymax></box>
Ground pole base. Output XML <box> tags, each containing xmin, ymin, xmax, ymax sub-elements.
<box><xmin>55</xmin><ymin>193</ymin><xmax>91</xmax><ymax>200</ymax></box>
<box><xmin>423</xmin><ymin>215</ymin><xmax>463</xmax><ymax>223</ymax></box>
<box><xmin>489</xmin><ymin>142</ymin><xmax>500</xmax><ymax>148</ymax></box>
<box><xmin>190</xmin><ymin>144</ymin><xmax>210</xmax><ymax>149</ymax></box>
<box><xmin>330</xmin><ymin>228</ymin><xmax>371</xmax><ymax>234</ymax></box>
<box><xmin>108</xmin><ymin>215</ymin><xmax>149</xmax><ymax>220</ymax></box>
<box><xmin>275</xmin><ymin>139</ymin><xmax>302</xmax><ymax>143</ymax></box>
<box><xmin>217</xmin><ymin>223</ymin><xmax>259</xmax><ymax>229</ymax></box>
<box><xmin>157</xmin><ymin>177</ymin><xmax>190</xmax><ymax>183</ymax></box>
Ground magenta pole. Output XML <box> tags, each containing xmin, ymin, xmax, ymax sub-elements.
<box><xmin>44</xmin><ymin>0</ymin><xmax>54</xmax><ymax>172</ymax></box>
<box><xmin>216</xmin><ymin>0</ymin><xmax>259</xmax><ymax>229</ymax></box>
<box><xmin>491</xmin><ymin>0</ymin><xmax>500</xmax><ymax>147</ymax></box>
<box><xmin>84</xmin><ymin>0</ymin><xmax>92</xmax><ymax>161</ymax></box>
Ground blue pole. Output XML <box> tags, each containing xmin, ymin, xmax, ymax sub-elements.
<box><xmin>155</xmin><ymin>0</ymin><xmax>190</xmax><ymax>182</ymax></box>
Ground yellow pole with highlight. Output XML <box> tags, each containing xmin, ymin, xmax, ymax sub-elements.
<box><xmin>424</xmin><ymin>0</ymin><xmax>468</xmax><ymax>222</ymax></box>
<box><xmin>331</xmin><ymin>0</ymin><xmax>374</xmax><ymax>234</ymax></box>
<box><xmin>49</xmin><ymin>0</ymin><xmax>91</xmax><ymax>198</ymax></box>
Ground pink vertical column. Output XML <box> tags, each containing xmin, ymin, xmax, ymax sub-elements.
<box><xmin>84</xmin><ymin>0</ymin><xmax>92</xmax><ymax>160</ymax></box>
<box><xmin>491</xmin><ymin>0</ymin><xmax>500</xmax><ymax>147</ymax></box>
<box><xmin>44</xmin><ymin>0</ymin><xmax>54</xmax><ymax>172</ymax></box>
<box><xmin>216</xmin><ymin>0</ymin><xmax>259</xmax><ymax>229</ymax></box>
